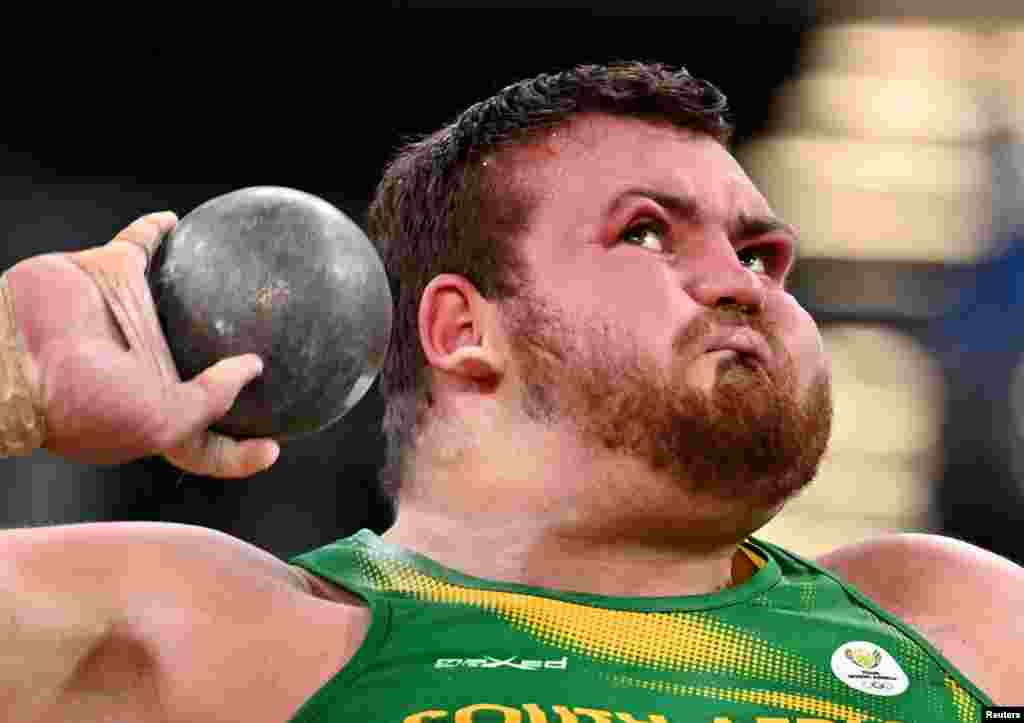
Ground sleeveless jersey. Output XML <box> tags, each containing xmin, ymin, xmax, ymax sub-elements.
<box><xmin>287</xmin><ymin>530</ymin><xmax>991</xmax><ymax>723</ymax></box>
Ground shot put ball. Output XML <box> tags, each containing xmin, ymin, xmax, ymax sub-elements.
<box><xmin>147</xmin><ymin>186</ymin><xmax>393</xmax><ymax>441</ymax></box>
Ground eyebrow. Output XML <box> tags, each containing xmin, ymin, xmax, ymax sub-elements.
<box><xmin>608</xmin><ymin>187</ymin><xmax>799</xmax><ymax>245</ymax></box>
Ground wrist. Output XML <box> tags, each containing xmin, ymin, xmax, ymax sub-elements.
<box><xmin>0</xmin><ymin>273</ymin><xmax>47</xmax><ymax>456</ymax></box>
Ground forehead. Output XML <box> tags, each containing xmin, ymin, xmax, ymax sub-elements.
<box><xmin>509</xmin><ymin>113</ymin><xmax>774</xmax><ymax>227</ymax></box>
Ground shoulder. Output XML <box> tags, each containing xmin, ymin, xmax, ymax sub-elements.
<box><xmin>816</xmin><ymin>533</ymin><xmax>1024</xmax><ymax>703</ymax></box>
<box><xmin>21</xmin><ymin>522</ymin><xmax>370</xmax><ymax>720</ymax></box>
<box><xmin>6</xmin><ymin>520</ymin><xmax>312</xmax><ymax>597</ymax></box>
<box><xmin>815</xmin><ymin>533</ymin><xmax>1024</xmax><ymax>616</ymax></box>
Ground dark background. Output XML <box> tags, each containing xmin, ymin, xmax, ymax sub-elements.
<box><xmin>4</xmin><ymin>8</ymin><xmax>1022</xmax><ymax>564</ymax></box>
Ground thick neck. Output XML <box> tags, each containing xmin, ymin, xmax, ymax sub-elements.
<box><xmin>381</xmin><ymin>507</ymin><xmax>758</xmax><ymax>598</ymax></box>
<box><xmin>385</xmin><ymin>392</ymin><xmax>780</xmax><ymax>598</ymax></box>
<box><xmin>383</xmin><ymin>456</ymin><xmax>763</xmax><ymax>599</ymax></box>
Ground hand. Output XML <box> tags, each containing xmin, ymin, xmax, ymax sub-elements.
<box><xmin>5</xmin><ymin>212</ymin><xmax>280</xmax><ymax>478</ymax></box>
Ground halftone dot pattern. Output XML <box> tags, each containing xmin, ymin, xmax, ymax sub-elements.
<box><xmin>863</xmin><ymin>609</ymin><xmax>976</xmax><ymax>722</ymax></box>
<box><xmin>345</xmin><ymin>546</ymin><xmax>914</xmax><ymax>716</ymax></box>
<box><xmin>608</xmin><ymin>673</ymin><xmax>881</xmax><ymax>723</ymax></box>
<box><xmin>291</xmin><ymin>534</ymin><xmax>990</xmax><ymax>722</ymax></box>
<box><xmin>855</xmin><ymin>606</ymin><xmax>939</xmax><ymax>696</ymax></box>
<box><xmin>945</xmin><ymin>677</ymin><xmax>978</xmax><ymax>723</ymax></box>
<box><xmin>798</xmin><ymin>582</ymin><xmax>816</xmax><ymax>611</ymax></box>
<box><xmin>928</xmin><ymin>679</ymin><xmax>950</xmax><ymax>723</ymax></box>
<box><xmin>876</xmin><ymin>619</ymin><xmax>930</xmax><ymax>680</ymax></box>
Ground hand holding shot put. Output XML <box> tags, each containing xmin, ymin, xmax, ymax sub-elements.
<box><xmin>3</xmin><ymin>186</ymin><xmax>392</xmax><ymax>479</ymax></box>
<box><xmin>2</xmin><ymin>211</ymin><xmax>279</xmax><ymax>477</ymax></box>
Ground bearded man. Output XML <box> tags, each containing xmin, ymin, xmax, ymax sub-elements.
<box><xmin>0</xmin><ymin>62</ymin><xmax>1014</xmax><ymax>722</ymax></box>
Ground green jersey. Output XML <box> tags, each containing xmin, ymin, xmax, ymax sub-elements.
<box><xmin>287</xmin><ymin>530</ymin><xmax>990</xmax><ymax>723</ymax></box>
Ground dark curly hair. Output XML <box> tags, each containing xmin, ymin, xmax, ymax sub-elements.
<box><xmin>366</xmin><ymin>61</ymin><xmax>733</xmax><ymax>503</ymax></box>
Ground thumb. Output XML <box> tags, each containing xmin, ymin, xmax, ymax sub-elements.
<box><xmin>164</xmin><ymin>429</ymin><xmax>280</xmax><ymax>480</ymax></box>
<box><xmin>159</xmin><ymin>354</ymin><xmax>281</xmax><ymax>478</ymax></box>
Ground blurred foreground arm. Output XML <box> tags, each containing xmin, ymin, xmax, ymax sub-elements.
<box><xmin>0</xmin><ymin>212</ymin><xmax>278</xmax><ymax>478</ymax></box>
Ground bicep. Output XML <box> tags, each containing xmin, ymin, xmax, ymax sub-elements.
<box><xmin>0</xmin><ymin>521</ymin><xmax>301</xmax><ymax>721</ymax></box>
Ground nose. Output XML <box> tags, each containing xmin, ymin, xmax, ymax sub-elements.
<box><xmin>684</xmin><ymin>257</ymin><xmax>767</xmax><ymax>313</ymax></box>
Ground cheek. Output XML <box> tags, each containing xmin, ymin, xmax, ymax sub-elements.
<box><xmin>579</xmin><ymin>259</ymin><xmax>685</xmax><ymax>336</ymax></box>
<box><xmin>775</xmin><ymin>297</ymin><xmax>828</xmax><ymax>389</ymax></box>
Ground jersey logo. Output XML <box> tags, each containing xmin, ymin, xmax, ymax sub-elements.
<box><xmin>845</xmin><ymin>646</ymin><xmax>882</xmax><ymax>670</ymax></box>
<box><xmin>831</xmin><ymin>641</ymin><xmax>909</xmax><ymax>697</ymax></box>
<box><xmin>435</xmin><ymin>655</ymin><xmax>569</xmax><ymax>671</ymax></box>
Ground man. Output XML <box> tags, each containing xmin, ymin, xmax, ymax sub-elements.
<box><xmin>0</xmin><ymin>62</ymin><xmax>1016</xmax><ymax>722</ymax></box>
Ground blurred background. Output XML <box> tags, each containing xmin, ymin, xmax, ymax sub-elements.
<box><xmin>3</xmin><ymin>3</ymin><xmax>1024</xmax><ymax>564</ymax></box>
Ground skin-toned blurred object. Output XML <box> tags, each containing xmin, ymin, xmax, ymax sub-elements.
<box><xmin>757</xmin><ymin>324</ymin><xmax>943</xmax><ymax>556</ymax></box>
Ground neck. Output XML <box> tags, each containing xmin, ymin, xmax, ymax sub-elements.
<box><xmin>382</xmin><ymin>509</ymin><xmax>754</xmax><ymax>597</ymax></box>
<box><xmin>381</xmin><ymin>424</ymin><xmax>764</xmax><ymax>597</ymax></box>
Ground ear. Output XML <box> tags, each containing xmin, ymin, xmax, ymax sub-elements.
<box><xmin>418</xmin><ymin>274</ymin><xmax>505</xmax><ymax>382</ymax></box>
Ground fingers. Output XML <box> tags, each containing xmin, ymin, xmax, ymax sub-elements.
<box><xmin>166</xmin><ymin>433</ymin><xmax>281</xmax><ymax>480</ymax></box>
<box><xmin>159</xmin><ymin>354</ymin><xmax>281</xmax><ymax>478</ymax></box>
<box><xmin>109</xmin><ymin>211</ymin><xmax>179</xmax><ymax>273</ymax></box>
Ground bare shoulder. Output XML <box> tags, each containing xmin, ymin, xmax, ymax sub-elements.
<box><xmin>6</xmin><ymin>521</ymin><xmax>370</xmax><ymax>722</ymax></box>
<box><xmin>10</xmin><ymin>519</ymin><xmax>371</xmax><ymax>611</ymax></box>
<box><xmin>817</xmin><ymin>533</ymin><xmax>1024</xmax><ymax>703</ymax></box>
<box><xmin>816</xmin><ymin>533</ymin><xmax>1024</xmax><ymax>618</ymax></box>
<box><xmin>5</xmin><ymin>520</ymin><xmax>311</xmax><ymax>598</ymax></box>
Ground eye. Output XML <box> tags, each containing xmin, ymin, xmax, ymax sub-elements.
<box><xmin>620</xmin><ymin>220</ymin><xmax>668</xmax><ymax>252</ymax></box>
<box><xmin>737</xmin><ymin>245</ymin><xmax>781</xmax><ymax>276</ymax></box>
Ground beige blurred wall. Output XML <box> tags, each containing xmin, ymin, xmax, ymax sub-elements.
<box><xmin>743</xmin><ymin>12</ymin><xmax>1024</xmax><ymax>557</ymax></box>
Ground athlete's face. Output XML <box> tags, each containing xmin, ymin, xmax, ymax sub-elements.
<box><xmin>498</xmin><ymin>114</ymin><xmax>832</xmax><ymax>507</ymax></box>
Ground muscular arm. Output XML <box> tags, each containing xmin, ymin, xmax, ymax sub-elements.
<box><xmin>0</xmin><ymin>522</ymin><xmax>312</xmax><ymax>722</ymax></box>
<box><xmin>818</xmin><ymin>533</ymin><xmax>1024</xmax><ymax>704</ymax></box>
<box><xmin>0</xmin><ymin>550</ymin><xmax>111</xmax><ymax>719</ymax></box>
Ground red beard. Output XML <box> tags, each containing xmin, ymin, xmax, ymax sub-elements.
<box><xmin>503</xmin><ymin>291</ymin><xmax>832</xmax><ymax>509</ymax></box>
